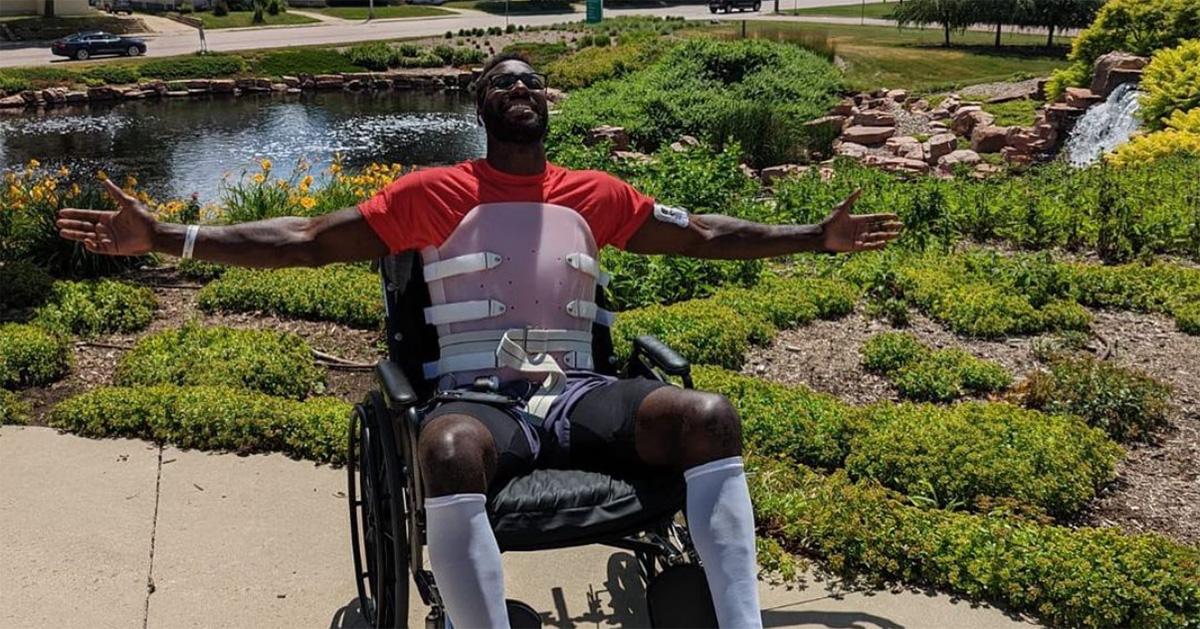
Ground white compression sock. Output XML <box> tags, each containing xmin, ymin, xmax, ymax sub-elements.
<box><xmin>685</xmin><ymin>456</ymin><xmax>763</xmax><ymax>629</ymax></box>
<box><xmin>425</xmin><ymin>494</ymin><xmax>510</xmax><ymax>629</ymax></box>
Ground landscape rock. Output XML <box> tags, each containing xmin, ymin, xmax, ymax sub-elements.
<box><xmin>122</xmin><ymin>89</ymin><xmax>149</xmax><ymax>100</ymax></box>
<box><xmin>938</xmin><ymin>149</ymin><xmax>982</xmax><ymax>172</ymax></box>
<box><xmin>805</xmin><ymin>115</ymin><xmax>849</xmax><ymax>136</ymax></box>
<box><xmin>852</xmin><ymin>110</ymin><xmax>896</xmax><ymax>127</ymax></box>
<box><xmin>1002</xmin><ymin>146</ymin><xmax>1034</xmax><ymax>166</ymax></box>
<box><xmin>951</xmin><ymin>106</ymin><xmax>994</xmax><ymax>136</ymax></box>
<box><xmin>972</xmin><ymin>163</ymin><xmax>1004</xmax><ymax>178</ymax></box>
<box><xmin>185</xmin><ymin>79</ymin><xmax>211</xmax><ymax>90</ymax></box>
<box><xmin>1045</xmin><ymin>103</ymin><xmax>1086</xmax><ymax>129</ymax></box>
<box><xmin>41</xmin><ymin>87</ymin><xmax>68</xmax><ymax>104</ymax></box>
<box><xmin>885</xmin><ymin>136</ymin><xmax>924</xmax><ymax>161</ymax></box>
<box><xmin>830</xmin><ymin>98</ymin><xmax>856</xmax><ymax>116</ymax></box>
<box><xmin>1063</xmin><ymin>87</ymin><xmax>1102</xmax><ymax>109</ymax></box>
<box><xmin>886</xmin><ymin>89</ymin><xmax>908</xmax><ymax>103</ymax></box>
<box><xmin>909</xmin><ymin>99</ymin><xmax>929</xmax><ymax>112</ymax></box>
<box><xmin>1006</xmin><ymin>127</ymin><xmax>1049</xmax><ymax>154</ymax></box>
<box><xmin>166</xmin><ymin>90</ymin><xmax>190</xmax><ymax>98</ymax></box>
<box><xmin>1091</xmin><ymin>52</ymin><xmax>1149</xmax><ymax>97</ymax></box>
<box><xmin>760</xmin><ymin>164</ymin><xmax>810</xmax><ymax>185</ymax></box>
<box><xmin>314</xmin><ymin>74</ymin><xmax>344</xmax><ymax>90</ymax></box>
<box><xmin>209</xmin><ymin>79</ymin><xmax>236</xmax><ymax>94</ymax></box>
<box><xmin>585</xmin><ymin>125</ymin><xmax>630</xmax><ymax>151</ymax></box>
<box><xmin>841</xmin><ymin>125</ymin><xmax>895</xmax><ymax>146</ymax></box>
<box><xmin>64</xmin><ymin>90</ymin><xmax>88</xmax><ymax>103</ymax></box>
<box><xmin>281</xmin><ymin>75</ymin><xmax>300</xmax><ymax>88</ymax></box>
<box><xmin>0</xmin><ymin>94</ymin><xmax>26</xmax><ymax>108</ymax></box>
<box><xmin>925</xmin><ymin>133</ymin><xmax>957</xmax><ymax>163</ymax></box>
<box><xmin>833</xmin><ymin>141</ymin><xmax>869</xmax><ymax>159</ymax></box>
<box><xmin>864</xmin><ymin>155</ymin><xmax>929</xmax><ymax>175</ymax></box>
<box><xmin>611</xmin><ymin>150</ymin><xmax>652</xmax><ymax>164</ymax></box>
<box><xmin>544</xmin><ymin>87</ymin><xmax>567</xmax><ymax>104</ymax></box>
<box><xmin>971</xmin><ymin>125</ymin><xmax>1012</xmax><ymax>153</ymax></box>
<box><xmin>87</xmin><ymin>86</ymin><xmax>124</xmax><ymax>101</ymax></box>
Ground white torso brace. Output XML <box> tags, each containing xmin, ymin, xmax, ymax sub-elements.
<box><xmin>420</xmin><ymin>202</ymin><xmax>613</xmax><ymax>418</ymax></box>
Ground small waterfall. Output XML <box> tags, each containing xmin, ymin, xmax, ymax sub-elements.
<box><xmin>1063</xmin><ymin>83</ymin><xmax>1143</xmax><ymax>167</ymax></box>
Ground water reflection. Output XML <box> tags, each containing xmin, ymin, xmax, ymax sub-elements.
<box><xmin>0</xmin><ymin>90</ymin><xmax>486</xmax><ymax>202</ymax></box>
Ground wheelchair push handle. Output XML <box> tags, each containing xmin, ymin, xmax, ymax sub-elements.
<box><xmin>375</xmin><ymin>359</ymin><xmax>419</xmax><ymax>409</ymax></box>
<box><xmin>631</xmin><ymin>335</ymin><xmax>693</xmax><ymax>388</ymax></box>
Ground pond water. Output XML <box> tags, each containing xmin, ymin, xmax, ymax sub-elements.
<box><xmin>0</xmin><ymin>90</ymin><xmax>487</xmax><ymax>203</ymax></box>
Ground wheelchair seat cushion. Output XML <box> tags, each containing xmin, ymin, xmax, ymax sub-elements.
<box><xmin>488</xmin><ymin>468</ymin><xmax>686</xmax><ymax>551</ymax></box>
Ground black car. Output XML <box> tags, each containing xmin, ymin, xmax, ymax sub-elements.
<box><xmin>51</xmin><ymin>31</ymin><xmax>146</xmax><ymax>61</ymax></box>
<box><xmin>709</xmin><ymin>0</ymin><xmax>760</xmax><ymax>12</ymax></box>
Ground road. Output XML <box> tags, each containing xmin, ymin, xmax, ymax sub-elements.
<box><xmin>0</xmin><ymin>0</ymin><xmax>890</xmax><ymax>68</ymax></box>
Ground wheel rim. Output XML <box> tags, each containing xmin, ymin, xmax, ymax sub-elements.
<box><xmin>77</xmin><ymin>50</ymin><xmax>88</xmax><ymax>60</ymax></box>
<box><xmin>128</xmin><ymin>46</ymin><xmax>139</xmax><ymax>56</ymax></box>
<box><xmin>349</xmin><ymin>408</ymin><xmax>396</xmax><ymax>627</ymax></box>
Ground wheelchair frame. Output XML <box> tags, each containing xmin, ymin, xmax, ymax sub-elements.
<box><xmin>346</xmin><ymin>253</ymin><xmax>712</xmax><ymax>628</ymax></box>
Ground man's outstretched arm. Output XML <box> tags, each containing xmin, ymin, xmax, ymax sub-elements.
<box><xmin>624</xmin><ymin>190</ymin><xmax>903</xmax><ymax>259</ymax></box>
<box><xmin>56</xmin><ymin>179</ymin><xmax>389</xmax><ymax>267</ymax></box>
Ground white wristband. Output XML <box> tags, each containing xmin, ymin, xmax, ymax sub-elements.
<box><xmin>181</xmin><ymin>225</ymin><xmax>199</xmax><ymax>260</ymax></box>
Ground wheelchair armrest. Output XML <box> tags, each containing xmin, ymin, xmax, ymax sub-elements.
<box><xmin>375</xmin><ymin>359</ymin><xmax>419</xmax><ymax>410</ymax></box>
<box><xmin>631</xmin><ymin>335</ymin><xmax>693</xmax><ymax>388</ymax></box>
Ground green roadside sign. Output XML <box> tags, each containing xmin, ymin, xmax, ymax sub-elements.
<box><xmin>586</xmin><ymin>0</ymin><xmax>601</xmax><ymax>23</ymax></box>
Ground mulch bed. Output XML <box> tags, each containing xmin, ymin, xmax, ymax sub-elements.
<box><xmin>745</xmin><ymin>306</ymin><xmax>1200</xmax><ymax>546</ymax></box>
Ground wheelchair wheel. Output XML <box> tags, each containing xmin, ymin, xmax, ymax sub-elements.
<box><xmin>646</xmin><ymin>564</ymin><xmax>718</xmax><ymax>628</ymax></box>
<box><xmin>348</xmin><ymin>399</ymin><xmax>411</xmax><ymax>628</ymax></box>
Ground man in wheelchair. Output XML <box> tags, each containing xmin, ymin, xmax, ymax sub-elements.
<box><xmin>57</xmin><ymin>53</ymin><xmax>901</xmax><ymax>627</ymax></box>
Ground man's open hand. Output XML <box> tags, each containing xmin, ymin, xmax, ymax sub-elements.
<box><xmin>819</xmin><ymin>190</ymin><xmax>903</xmax><ymax>253</ymax></box>
<box><xmin>56</xmin><ymin>178</ymin><xmax>157</xmax><ymax>256</ymax></box>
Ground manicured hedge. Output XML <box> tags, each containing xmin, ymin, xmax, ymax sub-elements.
<box><xmin>750</xmin><ymin>458</ymin><xmax>1200</xmax><ymax>629</ymax></box>
<box><xmin>0</xmin><ymin>389</ymin><xmax>30</xmax><ymax>425</ymax></box>
<box><xmin>32</xmin><ymin>280</ymin><xmax>157</xmax><ymax>336</ymax></box>
<box><xmin>701</xmin><ymin>365</ymin><xmax>1117</xmax><ymax>517</ymax></box>
<box><xmin>845</xmin><ymin>401</ymin><xmax>1120</xmax><ymax>518</ymax></box>
<box><xmin>0</xmin><ymin>323</ymin><xmax>70</xmax><ymax>389</ymax></box>
<box><xmin>49</xmin><ymin>386</ymin><xmax>350</xmax><ymax>465</ymax></box>
<box><xmin>612</xmin><ymin>301</ymin><xmax>767</xmax><ymax>370</ymax></box>
<box><xmin>1021</xmin><ymin>356</ymin><xmax>1172</xmax><ymax>442</ymax></box>
<box><xmin>196</xmin><ymin>264</ymin><xmax>382</xmax><ymax>329</ymax></box>
<box><xmin>694</xmin><ymin>365</ymin><xmax>861</xmax><ymax>471</ymax></box>
<box><xmin>0</xmin><ymin>261</ymin><xmax>53</xmax><ymax>310</ymax></box>
<box><xmin>861</xmin><ymin>332</ymin><xmax>1011</xmax><ymax>402</ymax></box>
<box><xmin>114</xmin><ymin>325</ymin><xmax>323</xmax><ymax>399</ymax></box>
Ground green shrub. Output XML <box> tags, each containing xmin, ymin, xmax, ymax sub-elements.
<box><xmin>751</xmin><ymin>459</ymin><xmax>1200</xmax><ymax>629</ymax></box>
<box><xmin>138</xmin><ymin>54</ymin><xmax>248</xmax><ymax>80</ymax></box>
<box><xmin>196</xmin><ymin>264</ymin><xmax>382</xmax><ymax>328</ymax></box>
<box><xmin>32</xmin><ymin>280</ymin><xmax>157</xmax><ymax>337</ymax></box>
<box><xmin>177</xmin><ymin>259</ymin><xmax>227</xmax><ymax>280</ymax></box>
<box><xmin>862</xmin><ymin>333</ymin><xmax>1011</xmax><ymax>402</ymax></box>
<box><xmin>1039</xmin><ymin>299</ymin><xmax>1092</xmax><ymax>331</ymax></box>
<box><xmin>1069</xmin><ymin>0</ymin><xmax>1200</xmax><ymax>77</ymax></box>
<box><xmin>252</xmin><ymin>48</ymin><xmax>361</xmax><ymax>76</ymax></box>
<box><xmin>214</xmin><ymin>0</ymin><xmax>229</xmax><ymax>16</ymax></box>
<box><xmin>450</xmin><ymin>46</ymin><xmax>485</xmax><ymax>66</ymax></box>
<box><xmin>792</xmin><ymin>277</ymin><xmax>858</xmax><ymax>319</ymax></box>
<box><xmin>1021</xmin><ymin>356</ymin><xmax>1171</xmax><ymax>442</ymax></box>
<box><xmin>545</xmin><ymin>42</ymin><xmax>655</xmax><ymax>90</ymax></box>
<box><xmin>114</xmin><ymin>324</ymin><xmax>323</xmax><ymax>399</ymax></box>
<box><xmin>0</xmin><ymin>389</ymin><xmax>31</xmax><ymax>425</ymax></box>
<box><xmin>694</xmin><ymin>365</ymin><xmax>862</xmax><ymax>470</ymax></box>
<box><xmin>1140</xmin><ymin>39</ymin><xmax>1200</xmax><ymax>129</ymax></box>
<box><xmin>709</xmin><ymin>286</ymin><xmax>816</xmax><ymax>338</ymax></box>
<box><xmin>0</xmin><ymin>261</ymin><xmax>53</xmax><ymax>310</ymax></box>
<box><xmin>343</xmin><ymin>42</ymin><xmax>396</xmax><ymax>71</ymax></box>
<box><xmin>83</xmin><ymin>64</ymin><xmax>140</xmax><ymax>85</ymax></box>
<box><xmin>0</xmin><ymin>323</ymin><xmax>70</xmax><ymax>389</ymax></box>
<box><xmin>500</xmin><ymin>42</ymin><xmax>570</xmax><ymax>68</ymax></box>
<box><xmin>936</xmin><ymin>285</ymin><xmax>1043</xmax><ymax>338</ymax></box>
<box><xmin>0</xmin><ymin>74</ymin><xmax>32</xmax><ymax>94</ymax></box>
<box><xmin>612</xmin><ymin>300</ymin><xmax>766</xmax><ymax>370</ymax></box>
<box><xmin>1175</xmin><ymin>301</ymin><xmax>1200</xmax><ymax>334</ymax></box>
<box><xmin>49</xmin><ymin>386</ymin><xmax>349</xmax><ymax>465</ymax></box>
<box><xmin>846</xmin><ymin>401</ymin><xmax>1120</xmax><ymax>518</ymax></box>
<box><xmin>549</xmin><ymin>39</ymin><xmax>842</xmax><ymax>168</ymax></box>
<box><xmin>861</xmin><ymin>332</ymin><xmax>928</xmax><ymax>374</ymax></box>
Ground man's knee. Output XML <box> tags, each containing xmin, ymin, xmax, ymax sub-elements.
<box><xmin>418</xmin><ymin>414</ymin><xmax>497</xmax><ymax>496</ymax></box>
<box><xmin>685</xmin><ymin>392</ymin><xmax>743</xmax><ymax>457</ymax></box>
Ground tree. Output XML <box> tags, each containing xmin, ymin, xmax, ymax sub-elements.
<box><xmin>44</xmin><ymin>0</ymin><xmax>55</xmax><ymax>17</ymax></box>
<box><xmin>979</xmin><ymin>0</ymin><xmax>1031</xmax><ymax>48</ymax></box>
<box><xmin>252</xmin><ymin>0</ymin><xmax>265</xmax><ymax>23</ymax></box>
<box><xmin>1025</xmin><ymin>0</ymin><xmax>1103</xmax><ymax>47</ymax></box>
<box><xmin>893</xmin><ymin>0</ymin><xmax>974</xmax><ymax>47</ymax></box>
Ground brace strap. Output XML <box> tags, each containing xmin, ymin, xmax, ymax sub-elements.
<box><xmin>423</xmin><ymin>251</ymin><xmax>502</xmax><ymax>282</ymax></box>
<box><xmin>423</xmin><ymin>300</ymin><xmax>507</xmax><ymax>325</ymax></box>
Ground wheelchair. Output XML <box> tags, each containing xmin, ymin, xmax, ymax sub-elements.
<box><xmin>346</xmin><ymin>252</ymin><xmax>720</xmax><ymax>628</ymax></box>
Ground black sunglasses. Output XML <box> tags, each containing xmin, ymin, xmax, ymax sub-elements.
<box><xmin>488</xmin><ymin>72</ymin><xmax>547</xmax><ymax>91</ymax></box>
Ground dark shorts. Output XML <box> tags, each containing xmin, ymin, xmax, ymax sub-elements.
<box><xmin>423</xmin><ymin>371</ymin><xmax>671</xmax><ymax>493</ymax></box>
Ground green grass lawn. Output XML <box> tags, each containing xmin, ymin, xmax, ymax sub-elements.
<box><xmin>709</xmin><ymin>21</ymin><xmax>1069</xmax><ymax>93</ymax></box>
<box><xmin>192</xmin><ymin>11</ymin><xmax>318</xmax><ymax>29</ymax></box>
<box><xmin>783</xmin><ymin>1</ymin><xmax>897</xmax><ymax>19</ymax></box>
<box><xmin>309</xmin><ymin>5</ymin><xmax>453</xmax><ymax>19</ymax></box>
<box><xmin>444</xmin><ymin>0</ymin><xmax>576</xmax><ymax>14</ymax></box>
<box><xmin>982</xmin><ymin>97</ymin><xmax>1041</xmax><ymax>127</ymax></box>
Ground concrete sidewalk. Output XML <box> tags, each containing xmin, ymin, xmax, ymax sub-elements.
<box><xmin>0</xmin><ymin>426</ymin><xmax>1039</xmax><ymax>628</ymax></box>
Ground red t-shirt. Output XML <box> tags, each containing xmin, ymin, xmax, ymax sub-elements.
<box><xmin>357</xmin><ymin>159</ymin><xmax>656</xmax><ymax>253</ymax></box>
